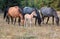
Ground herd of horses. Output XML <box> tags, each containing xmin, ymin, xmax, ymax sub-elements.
<box><xmin>3</xmin><ymin>6</ymin><xmax>59</xmax><ymax>26</ymax></box>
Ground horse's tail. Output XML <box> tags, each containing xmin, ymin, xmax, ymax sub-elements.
<box><xmin>4</xmin><ymin>10</ymin><xmax>7</xmax><ymax>19</ymax></box>
<box><xmin>3</xmin><ymin>7</ymin><xmax>9</xmax><ymax>19</ymax></box>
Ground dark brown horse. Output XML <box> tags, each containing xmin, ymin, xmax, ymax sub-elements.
<box><xmin>4</xmin><ymin>6</ymin><xmax>24</xmax><ymax>25</ymax></box>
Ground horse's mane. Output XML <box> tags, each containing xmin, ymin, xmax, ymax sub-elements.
<box><xmin>51</xmin><ymin>7</ymin><xmax>56</xmax><ymax>12</ymax></box>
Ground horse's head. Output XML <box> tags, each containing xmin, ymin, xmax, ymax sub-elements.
<box><xmin>31</xmin><ymin>11</ymin><xmax>37</xmax><ymax>17</ymax></box>
<box><xmin>52</xmin><ymin>9</ymin><xmax>59</xmax><ymax>25</ymax></box>
<box><xmin>56</xmin><ymin>17</ymin><xmax>59</xmax><ymax>25</ymax></box>
<box><xmin>34</xmin><ymin>8</ymin><xmax>42</xmax><ymax>25</ymax></box>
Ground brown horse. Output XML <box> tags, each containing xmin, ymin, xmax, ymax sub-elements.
<box><xmin>5</xmin><ymin>6</ymin><xmax>24</xmax><ymax>25</ymax></box>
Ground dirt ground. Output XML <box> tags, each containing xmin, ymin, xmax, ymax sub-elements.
<box><xmin>0</xmin><ymin>11</ymin><xmax>60</xmax><ymax>39</ymax></box>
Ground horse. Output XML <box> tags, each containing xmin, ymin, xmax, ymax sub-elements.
<box><xmin>40</xmin><ymin>6</ymin><xmax>59</xmax><ymax>25</ymax></box>
<box><xmin>24</xmin><ymin>11</ymin><xmax>37</xmax><ymax>27</ymax></box>
<box><xmin>4</xmin><ymin>6</ymin><xmax>24</xmax><ymax>26</ymax></box>
<box><xmin>22</xmin><ymin>7</ymin><xmax>42</xmax><ymax>26</ymax></box>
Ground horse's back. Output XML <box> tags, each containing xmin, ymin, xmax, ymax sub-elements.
<box><xmin>25</xmin><ymin>14</ymin><xmax>32</xmax><ymax>19</ymax></box>
<box><xmin>25</xmin><ymin>14</ymin><xmax>30</xmax><ymax>18</ymax></box>
<box><xmin>40</xmin><ymin>7</ymin><xmax>56</xmax><ymax>16</ymax></box>
<box><xmin>8</xmin><ymin>6</ymin><xmax>20</xmax><ymax>17</ymax></box>
<box><xmin>23</xmin><ymin>7</ymin><xmax>35</xmax><ymax>14</ymax></box>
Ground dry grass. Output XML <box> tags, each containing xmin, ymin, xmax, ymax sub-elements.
<box><xmin>0</xmin><ymin>12</ymin><xmax>60</xmax><ymax>39</ymax></box>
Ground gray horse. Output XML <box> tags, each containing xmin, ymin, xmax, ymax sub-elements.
<box><xmin>40</xmin><ymin>6</ymin><xmax>59</xmax><ymax>25</ymax></box>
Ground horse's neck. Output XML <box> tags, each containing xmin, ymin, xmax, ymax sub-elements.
<box><xmin>30</xmin><ymin>14</ymin><xmax>33</xmax><ymax>17</ymax></box>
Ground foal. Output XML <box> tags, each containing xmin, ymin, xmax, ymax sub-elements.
<box><xmin>24</xmin><ymin>11</ymin><xmax>37</xmax><ymax>27</ymax></box>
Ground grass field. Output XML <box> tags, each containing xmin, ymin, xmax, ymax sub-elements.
<box><xmin>0</xmin><ymin>12</ymin><xmax>60</xmax><ymax>39</ymax></box>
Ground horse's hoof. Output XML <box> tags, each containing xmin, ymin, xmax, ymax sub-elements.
<box><xmin>52</xmin><ymin>23</ymin><xmax>54</xmax><ymax>25</ymax></box>
<box><xmin>19</xmin><ymin>24</ymin><xmax>20</xmax><ymax>26</ymax></box>
<box><xmin>8</xmin><ymin>23</ymin><xmax>9</xmax><ymax>24</ymax></box>
<box><xmin>52</xmin><ymin>24</ymin><xmax>54</xmax><ymax>25</ymax></box>
<box><xmin>19</xmin><ymin>25</ymin><xmax>20</xmax><ymax>26</ymax></box>
<box><xmin>38</xmin><ymin>24</ymin><xmax>41</xmax><ymax>26</ymax></box>
<box><xmin>39</xmin><ymin>25</ymin><xmax>41</xmax><ymax>26</ymax></box>
<box><xmin>46</xmin><ymin>22</ymin><xmax>48</xmax><ymax>24</ymax></box>
<box><xmin>35</xmin><ymin>24</ymin><xmax>36</xmax><ymax>26</ymax></box>
<box><xmin>42</xmin><ymin>22</ymin><xmax>44</xmax><ymax>24</ymax></box>
<box><xmin>22</xmin><ymin>25</ymin><xmax>24</xmax><ymax>26</ymax></box>
<box><xmin>57</xmin><ymin>24</ymin><xmax>59</xmax><ymax>26</ymax></box>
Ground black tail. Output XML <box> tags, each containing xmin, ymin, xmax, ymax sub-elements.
<box><xmin>4</xmin><ymin>7</ymin><xmax>9</xmax><ymax>19</ymax></box>
<box><xmin>4</xmin><ymin>10</ymin><xmax>7</xmax><ymax>19</ymax></box>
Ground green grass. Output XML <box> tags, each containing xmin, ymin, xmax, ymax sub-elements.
<box><xmin>0</xmin><ymin>13</ymin><xmax>60</xmax><ymax>39</ymax></box>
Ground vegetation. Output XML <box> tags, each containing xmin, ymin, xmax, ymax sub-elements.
<box><xmin>0</xmin><ymin>0</ymin><xmax>60</xmax><ymax>11</ymax></box>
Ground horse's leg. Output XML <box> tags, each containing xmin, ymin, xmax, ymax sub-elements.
<box><xmin>14</xmin><ymin>18</ymin><xmax>16</xmax><ymax>25</ymax></box>
<box><xmin>30</xmin><ymin>18</ymin><xmax>33</xmax><ymax>26</ymax></box>
<box><xmin>18</xmin><ymin>17</ymin><xmax>20</xmax><ymax>26</ymax></box>
<box><xmin>42</xmin><ymin>16</ymin><xmax>45</xmax><ymax>24</ymax></box>
<box><xmin>46</xmin><ymin>17</ymin><xmax>49</xmax><ymax>24</ymax></box>
<box><xmin>26</xmin><ymin>18</ymin><xmax>29</xmax><ymax>27</ymax></box>
<box><xmin>24</xmin><ymin>18</ymin><xmax>26</xmax><ymax>27</ymax></box>
<box><xmin>7</xmin><ymin>16</ymin><xmax>10</xmax><ymax>24</ymax></box>
<box><xmin>24</xmin><ymin>17</ymin><xmax>27</xmax><ymax>27</ymax></box>
<box><xmin>52</xmin><ymin>16</ymin><xmax>54</xmax><ymax>25</ymax></box>
<box><xmin>11</xmin><ymin>16</ymin><xmax>13</xmax><ymax>24</ymax></box>
<box><xmin>35</xmin><ymin>17</ymin><xmax>37</xmax><ymax>25</ymax></box>
<box><xmin>30</xmin><ymin>19</ymin><xmax>32</xmax><ymax>27</ymax></box>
